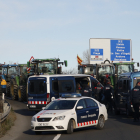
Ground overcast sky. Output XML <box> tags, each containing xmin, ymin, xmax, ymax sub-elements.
<box><xmin>0</xmin><ymin>0</ymin><xmax>140</xmax><ymax>71</ymax></box>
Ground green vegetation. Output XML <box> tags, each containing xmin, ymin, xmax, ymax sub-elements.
<box><xmin>0</xmin><ymin>108</ymin><xmax>16</xmax><ymax>138</ymax></box>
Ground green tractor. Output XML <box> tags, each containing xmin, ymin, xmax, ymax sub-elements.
<box><xmin>78</xmin><ymin>60</ymin><xmax>138</xmax><ymax>89</ymax></box>
<box><xmin>28</xmin><ymin>58</ymin><xmax>68</xmax><ymax>75</ymax></box>
<box><xmin>0</xmin><ymin>64</ymin><xmax>26</xmax><ymax>99</ymax></box>
<box><xmin>78</xmin><ymin>60</ymin><xmax>115</xmax><ymax>87</ymax></box>
<box><xmin>16</xmin><ymin>58</ymin><xmax>68</xmax><ymax>102</ymax></box>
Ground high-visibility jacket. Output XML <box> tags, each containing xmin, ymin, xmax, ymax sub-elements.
<box><xmin>1</xmin><ymin>79</ymin><xmax>7</xmax><ymax>88</ymax></box>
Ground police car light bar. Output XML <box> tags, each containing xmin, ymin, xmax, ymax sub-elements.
<box><xmin>61</xmin><ymin>93</ymin><xmax>82</xmax><ymax>98</ymax></box>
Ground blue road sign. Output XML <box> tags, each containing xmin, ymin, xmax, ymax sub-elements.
<box><xmin>91</xmin><ymin>49</ymin><xmax>103</xmax><ymax>55</ymax></box>
<box><xmin>90</xmin><ymin>49</ymin><xmax>103</xmax><ymax>61</ymax></box>
<box><xmin>111</xmin><ymin>40</ymin><xmax>131</xmax><ymax>61</ymax></box>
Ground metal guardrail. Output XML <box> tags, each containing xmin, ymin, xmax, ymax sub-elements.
<box><xmin>0</xmin><ymin>99</ymin><xmax>11</xmax><ymax>123</ymax></box>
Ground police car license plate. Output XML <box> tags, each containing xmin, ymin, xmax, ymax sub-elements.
<box><xmin>38</xmin><ymin>123</ymin><xmax>48</xmax><ymax>126</ymax></box>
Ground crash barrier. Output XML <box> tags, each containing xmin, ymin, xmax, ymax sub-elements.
<box><xmin>0</xmin><ymin>98</ymin><xmax>11</xmax><ymax>123</ymax></box>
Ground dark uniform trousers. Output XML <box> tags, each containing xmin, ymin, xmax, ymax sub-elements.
<box><xmin>104</xmin><ymin>84</ymin><xmax>113</xmax><ymax>112</ymax></box>
<box><xmin>133</xmin><ymin>103</ymin><xmax>139</xmax><ymax>121</ymax></box>
<box><xmin>131</xmin><ymin>85</ymin><xmax>140</xmax><ymax>121</ymax></box>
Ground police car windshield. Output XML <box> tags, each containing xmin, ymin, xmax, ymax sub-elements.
<box><xmin>44</xmin><ymin>100</ymin><xmax>77</xmax><ymax>110</ymax></box>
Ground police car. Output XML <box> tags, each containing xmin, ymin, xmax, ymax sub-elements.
<box><xmin>31</xmin><ymin>93</ymin><xmax>108</xmax><ymax>134</ymax></box>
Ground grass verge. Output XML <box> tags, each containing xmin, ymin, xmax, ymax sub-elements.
<box><xmin>0</xmin><ymin>108</ymin><xmax>16</xmax><ymax>138</ymax></box>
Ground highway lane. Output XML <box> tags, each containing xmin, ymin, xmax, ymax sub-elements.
<box><xmin>1</xmin><ymin>99</ymin><xmax>140</xmax><ymax>140</ymax></box>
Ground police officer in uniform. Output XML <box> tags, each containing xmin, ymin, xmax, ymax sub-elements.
<box><xmin>104</xmin><ymin>80</ymin><xmax>114</xmax><ymax>112</ymax></box>
<box><xmin>131</xmin><ymin>81</ymin><xmax>140</xmax><ymax>122</ymax></box>
<box><xmin>94</xmin><ymin>82</ymin><xmax>104</xmax><ymax>103</ymax></box>
<box><xmin>76</xmin><ymin>83</ymin><xmax>81</xmax><ymax>93</ymax></box>
<box><xmin>81</xmin><ymin>80</ymin><xmax>92</xmax><ymax>97</ymax></box>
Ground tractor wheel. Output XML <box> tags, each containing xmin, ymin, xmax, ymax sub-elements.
<box><xmin>18</xmin><ymin>86</ymin><xmax>22</xmax><ymax>102</ymax></box>
<box><xmin>13</xmin><ymin>85</ymin><xmax>18</xmax><ymax>100</ymax></box>
<box><xmin>0</xmin><ymin>84</ymin><xmax>2</xmax><ymax>95</ymax></box>
<box><xmin>0</xmin><ymin>78</ymin><xmax>2</xmax><ymax>95</ymax></box>
<box><xmin>10</xmin><ymin>81</ymin><xmax>15</xmax><ymax>100</ymax></box>
<box><xmin>18</xmin><ymin>85</ymin><xmax>26</xmax><ymax>102</ymax></box>
<box><xmin>6</xmin><ymin>82</ymin><xmax>10</xmax><ymax>97</ymax></box>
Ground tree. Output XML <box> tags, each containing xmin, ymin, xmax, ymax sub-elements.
<box><xmin>62</xmin><ymin>68</ymin><xmax>78</xmax><ymax>74</ymax></box>
<box><xmin>82</xmin><ymin>49</ymin><xmax>90</xmax><ymax>64</ymax></box>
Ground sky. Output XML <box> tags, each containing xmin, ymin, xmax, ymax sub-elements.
<box><xmin>0</xmin><ymin>0</ymin><xmax>140</xmax><ymax>71</ymax></box>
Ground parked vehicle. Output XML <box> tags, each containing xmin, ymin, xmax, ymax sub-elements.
<box><xmin>31</xmin><ymin>93</ymin><xmax>108</xmax><ymax>134</ymax></box>
<box><xmin>78</xmin><ymin>61</ymin><xmax>138</xmax><ymax>89</ymax></box>
<box><xmin>27</xmin><ymin>74</ymin><xmax>104</xmax><ymax>111</ymax></box>
<box><xmin>114</xmin><ymin>71</ymin><xmax>140</xmax><ymax>116</ymax></box>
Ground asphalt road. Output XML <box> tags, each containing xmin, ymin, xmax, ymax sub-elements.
<box><xmin>1</xmin><ymin>99</ymin><xmax>140</xmax><ymax>140</ymax></box>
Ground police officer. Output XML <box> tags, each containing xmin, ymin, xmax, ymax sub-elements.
<box><xmin>104</xmin><ymin>80</ymin><xmax>114</xmax><ymax>112</ymax></box>
<box><xmin>94</xmin><ymin>82</ymin><xmax>104</xmax><ymax>103</ymax></box>
<box><xmin>76</xmin><ymin>83</ymin><xmax>81</xmax><ymax>93</ymax></box>
<box><xmin>131</xmin><ymin>81</ymin><xmax>140</xmax><ymax>122</ymax></box>
<box><xmin>81</xmin><ymin>80</ymin><xmax>92</xmax><ymax>97</ymax></box>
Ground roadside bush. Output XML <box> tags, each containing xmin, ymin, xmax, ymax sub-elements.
<box><xmin>0</xmin><ymin>108</ymin><xmax>16</xmax><ymax>138</ymax></box>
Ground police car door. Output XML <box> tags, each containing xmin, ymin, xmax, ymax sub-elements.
<box><xmin>84</xmin><ymin>98</ymin><xmax>99</xmax><ymax>124</ymax></box>
<box><xmin>76</xmin><ymin>99</ymin><xmax>89</xmax><ymax>127</ymax></box>
<box><xmin>57</xmin><ymin>76</ymin><xmax>76</xmax><ymax>97</ymax></box>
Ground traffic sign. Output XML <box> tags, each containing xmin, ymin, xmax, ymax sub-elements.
<box><xmin>90</xmin><ymin>49</ymin><xmax>103</xmax><ymax>61</ymax></box>
<box><xmin>110</xmin><ymin>40</ymin><xmax>131</xmax><ymax>61</ymax></box>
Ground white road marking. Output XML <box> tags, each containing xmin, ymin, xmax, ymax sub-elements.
<box><xmin>53</xmin><ymin>134</ymin><xmax>61</xmax><ymax>140</ymax></box>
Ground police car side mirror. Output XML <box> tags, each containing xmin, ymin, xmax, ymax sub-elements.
<box><xmin>77</xmin><ymin>106</ymin><xmax>83</xmax><ymax>110</ymax></box>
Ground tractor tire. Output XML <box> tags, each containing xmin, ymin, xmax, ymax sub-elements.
<box><xmin>6</xmin><ymin>82</ymin><xmax>10</xmax><ymax>97</ymax></box>
<box><xmin>0</xmin><ymin>85</ymin><xmax>2</xmax><ymax>96</ymax></box>
<box><xmin>18</xmin><ymin>85</ymin><xmax>26</xmax><ymax>102</ymax></box>
<box><xmin>0</xmin><ymin>78</ymin><xmax>2</xmax><ymax>95</ymax></box>
<box><xmin>10</xmin><ymin>81</ymin><xmax>15</xmax><ymax>100</ymax></box>
<box><xmin>13</xmin><ymin>85</ymin><xmax>18</xmax><ymax>100</ymax></box>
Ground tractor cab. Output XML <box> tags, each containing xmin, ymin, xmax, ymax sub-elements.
<box><xmin>78</xmin><ymin>64</ymin><xmax>96</xmax><ymax>77</ymax></box>
<box><xmin>2</xmin><ymin>64</ymin><xmax>20</xmax><ymax>81</ymax></box>
<box><xmin>96</xmin><ymin>60</ymin><xmax>115</xmax><ymax>87</ymax></box>
<box><xmin>27</xmin><ymin>58</ymin><xmax>68</xmax><ymax>75</ymax></box>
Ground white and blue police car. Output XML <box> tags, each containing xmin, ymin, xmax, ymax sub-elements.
<box><xmin>31</xmin><ymin>93</ymin><xmax>108</xmax><ymax>134</ymax></box>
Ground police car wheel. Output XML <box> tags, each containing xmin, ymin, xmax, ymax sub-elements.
<box><xmin>66</xmin><ymin>119</ymin><xmax>74</xmax><ymax>134</ymax></box>
<box><xmin>35</xmin><ymin>131</ymin><xmax>42</xmax><ymax>135</ymax></box>
<box><xmin>96</xmin><ymin>116</ymin><xmax>105</xmax><ymax>130</ymax></box>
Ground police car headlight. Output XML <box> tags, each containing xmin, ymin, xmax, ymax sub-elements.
<box><xmin>53</xmin><ymin>116</ymin><xmax>65</xmax><ymax>121</ymax></box>
<box><xmin>31</xmin><ymin>117</ymin><xmax>36</xmax><ymax>122</ymax></box>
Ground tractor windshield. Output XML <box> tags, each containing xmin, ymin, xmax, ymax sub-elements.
<box><xmin>98</xmin><ymin>65</ymin><xmax>114</xmax><ymax>76</ymax></box>
<box><xmin>3</xmin><ymin>67</ymin><xmax>20</xmax><ymax>75</ymax></box>
<box><xmin>84</xmin><ymin>66</ymin><xmax>96</xmax><ymax>75</ymax></box>
<box><xmin>8</xmin><ymin>67</ymin><xmax>20</xmax><ymax>75</ymax></box>
<box><xmin>117</xmin><ymin>64</ymin><xmax>133</xmax><ymax>75</ymax></box>
<box><xmin>38</xmin><ymin>62</ymin><xmax>57</xmax><ymax>74</ymax></box>
<box><xmin>78</xmin><ymin>66</ymin><xmax>96</xmax><ymax>75</ymax></box>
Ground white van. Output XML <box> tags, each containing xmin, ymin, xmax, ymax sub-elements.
<box><xmin>27</xmin><ymin>74</ymin><xmax>103</xmax><ymax>111</ymax></box>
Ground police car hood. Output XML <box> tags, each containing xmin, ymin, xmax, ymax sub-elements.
<box><xmin>35</xmin><ymin>110</ymin><xmax>71</xmax><ymax>117</ymax></box>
